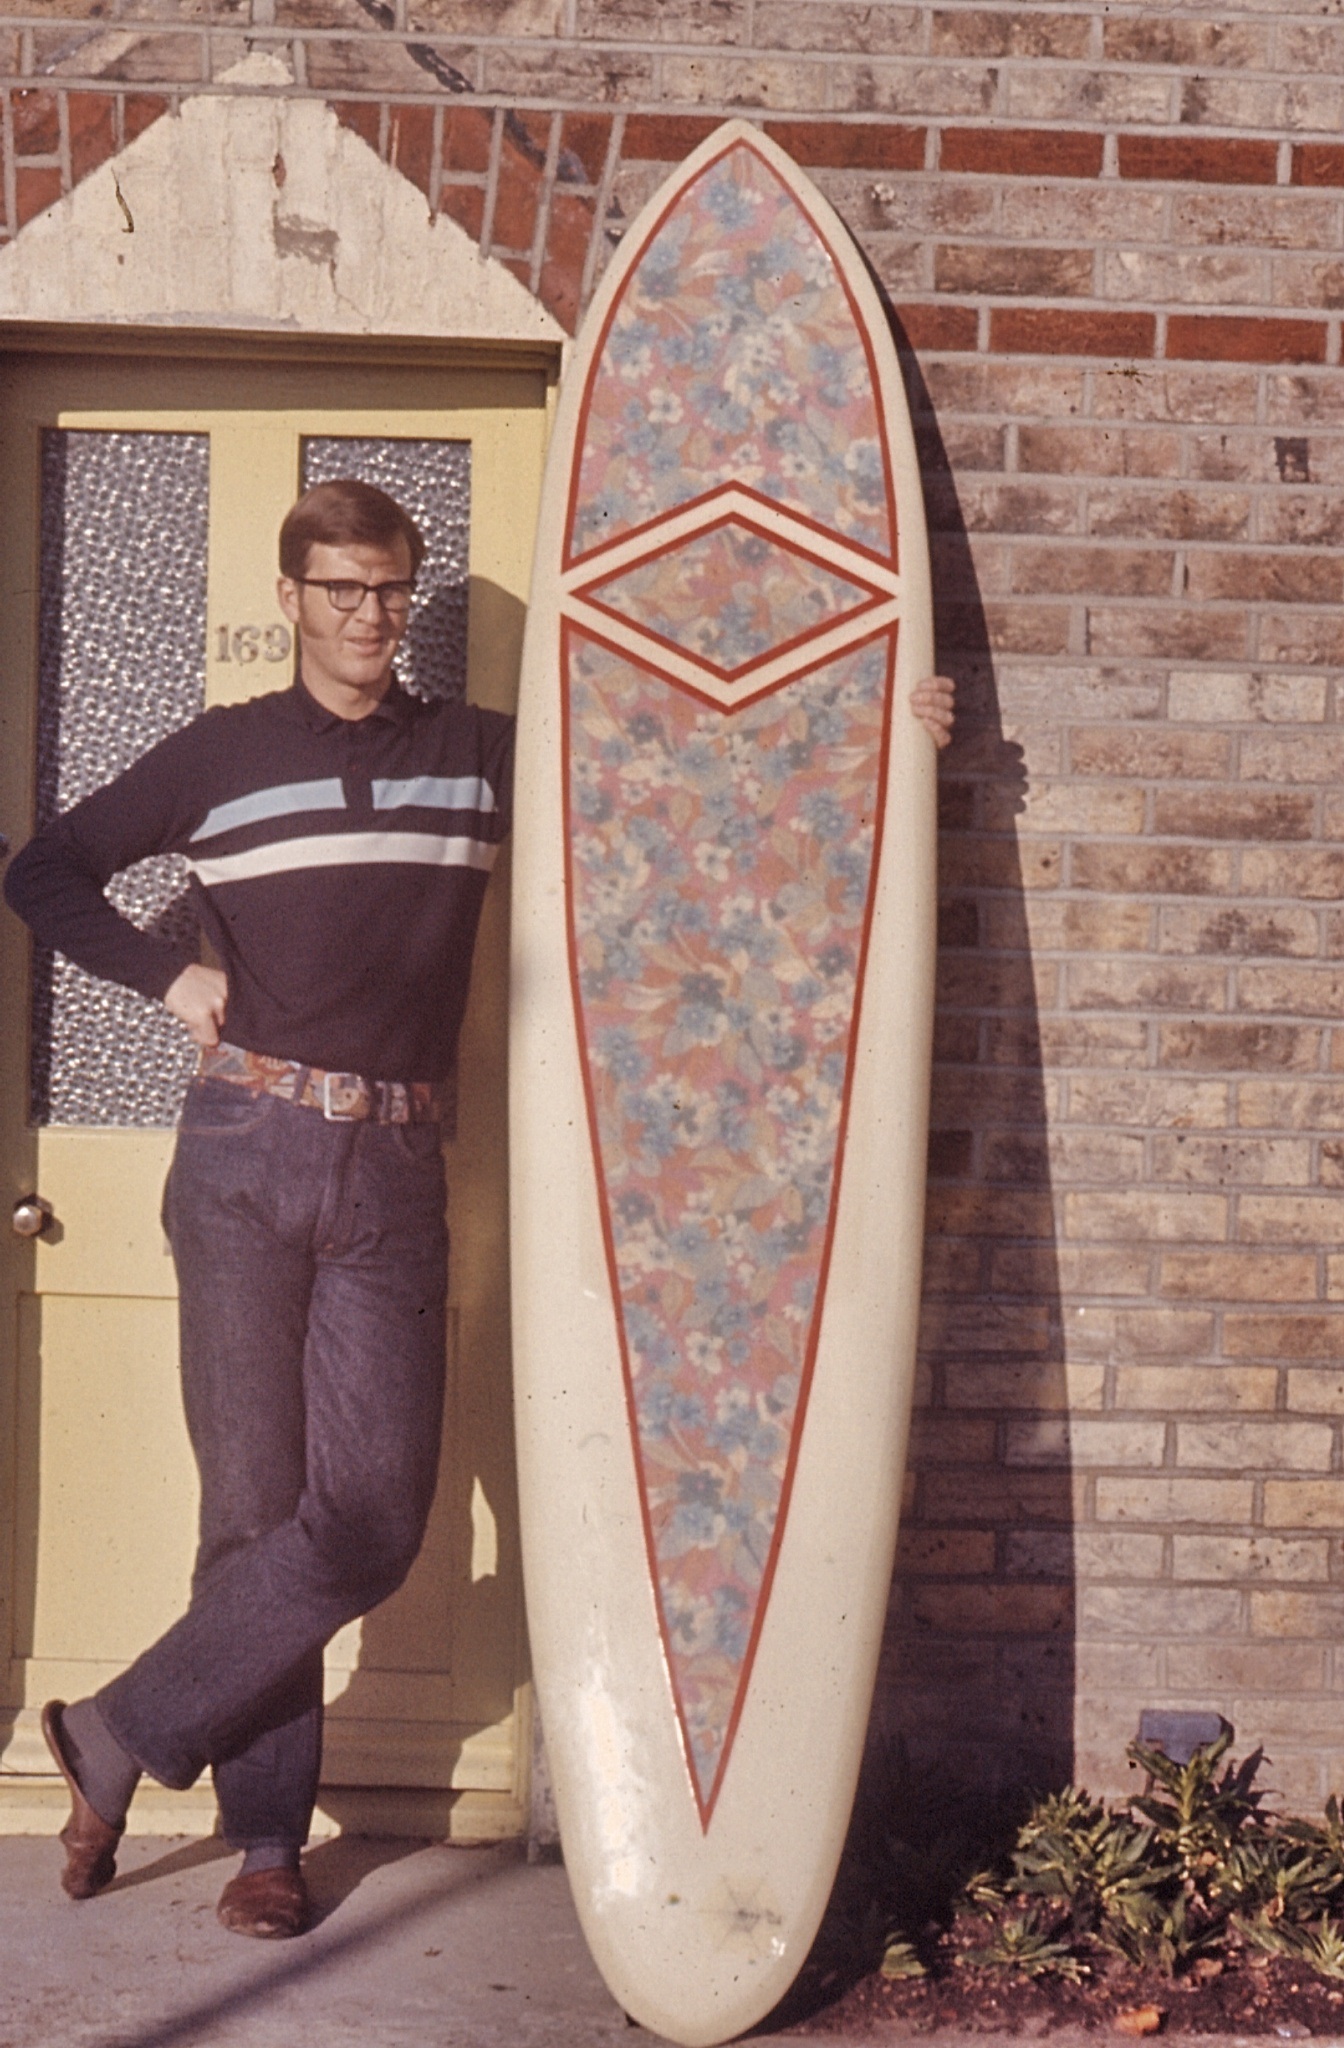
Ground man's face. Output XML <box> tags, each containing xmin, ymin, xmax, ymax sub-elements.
<box><xmin>277</xmin><ymin>536</ymin><xmax>414</xmax><ymax>711</ymax></box>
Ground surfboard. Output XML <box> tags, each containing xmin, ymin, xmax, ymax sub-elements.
<box><xmin>509</xmin><ymin>119</ymin><xmax>936</xmax><ymax>2048</ymax></box>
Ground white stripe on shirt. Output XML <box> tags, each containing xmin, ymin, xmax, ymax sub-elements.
<box><xmin>188</xmin><ymin>830</ymin><xmax>498</xmax><ymax>886</ymax></box>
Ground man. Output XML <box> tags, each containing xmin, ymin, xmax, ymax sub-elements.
<box><xmin>4</xmin><ymin>477</ymin><xmax>955</xmax><ymax>1940</ymax></box>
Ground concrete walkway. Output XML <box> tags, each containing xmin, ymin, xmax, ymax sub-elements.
<box><xmin>2</xmin><ymin>1831</ymin><xmax>868</xmax><ymax>2048</ymax></box>
<box><xmin>2</xmin><ymin>1835</ymin><xmax>633</xmax><ymax>2048</ymax></box>
<box><xmin>1</xmin><ymin>1833</ymin><xmax>1331</xmax><ymax>2048</ymax></box>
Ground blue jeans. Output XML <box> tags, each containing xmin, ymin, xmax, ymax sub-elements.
<box><xmin>96</xmin><ymin>1077</ymin><xmax>449</xmax><ymax>1850</ymax></box>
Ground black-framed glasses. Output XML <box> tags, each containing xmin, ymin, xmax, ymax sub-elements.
<box><xmin>295</xmin><ymin>577</ymin><xmax>416</xmax><ymax>616</ymax></box>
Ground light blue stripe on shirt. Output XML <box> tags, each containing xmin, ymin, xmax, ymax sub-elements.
<box><xmin>372</xmin><ymin>775</ymin><xmax>495</xmax><ymax>814</ymax></box>
<box><xmin>190</xmin><ymin>778</ymin><xmax>347</xmax><ymax>843</ymax></box>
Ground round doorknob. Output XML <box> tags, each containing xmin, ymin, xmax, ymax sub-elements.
<box><xmin>12</xmin><ymin>1194</ymin><xmax>53</xmax><ymax>1238</ymax></box>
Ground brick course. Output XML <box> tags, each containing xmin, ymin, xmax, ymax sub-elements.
<box><xmin>3</xmin><ymin>0</ymin><xmax>1344</xmax><ymax>1807</ymax></box>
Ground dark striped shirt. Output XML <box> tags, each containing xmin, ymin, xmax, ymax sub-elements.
<box><xmin>3</xmin><ymin>677</ymin><xmax>514</xmax><ymax>1083</ymax></box>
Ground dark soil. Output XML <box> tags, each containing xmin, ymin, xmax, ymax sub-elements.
<box><xmin>787</xmin><ymin>1947</ymin><xmax>1344</xmax><ymax>2038</ymax></box>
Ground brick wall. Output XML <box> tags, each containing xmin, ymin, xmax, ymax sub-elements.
<box><xmin>6</xmin><ymin>0</ymin><xmax>1344</xmax><ymax>1806</ymax></box>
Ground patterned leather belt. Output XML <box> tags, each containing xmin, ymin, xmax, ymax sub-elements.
<box><xmin>197</xmin><ymin>1043</ymin><xmax>445</xmax><ymax>1125</ymax></box>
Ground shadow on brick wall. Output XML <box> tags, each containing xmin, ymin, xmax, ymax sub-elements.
<box><xmin>861</xmin><ymin>319</ymin><xmax>1074</xmax><ymax>1805</ymax></box>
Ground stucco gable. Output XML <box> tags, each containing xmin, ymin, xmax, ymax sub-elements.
<box><xmin>0</xmin><ymin>53</ymin><xmax>564</xmax><ymax>343</ymax></box>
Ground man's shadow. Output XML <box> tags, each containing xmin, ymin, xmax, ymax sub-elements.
<box><xmin>311</xmin><ymin>576</ymin><xmax>528</xmax><ymax>1898</ymax></box>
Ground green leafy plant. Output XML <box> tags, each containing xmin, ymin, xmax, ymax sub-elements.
<box><xmin>1011</xmin><ymin>1791</ymin><xmax>1167</xmax><ymax>1935</ymax></box>
<box><xmin>879</xmin><ymin>1938</ymin><xmax>927</xmax><ymax>1980</ymax></box>
<box><xmin>1243</xmin><ymin>1912</ymin><xmax>1344</xmax><ymax>1982</ymax></box>
<box><xmin>1297</xmin><ymin>1917</ymin><xmax>1344</xmax><ymax>1982</ymax></box>
<box><xmin>1097</xmin><ymin>1878</ymin><xmax>1228</xmax><ymax>1978</ymax></box>
<box><xmin>837</xmin><ymin>1732</ymin><xmax>1026</xmax><ymax>1973</ymax></box>
<box><xmin>958</xmin><ymin>1908</ymin><xmax>1089</xmax><ymax>1981</ymax></box>
<box><xmin>1221</xmin><ymin>1830</ymin><xmax>1344</xmax><ymax>1927</ymax></box>
<box><xmin>1126</xmin><ymin>1730</ymin><xmax>1266</xmax><ymax>1883</ymax></box>
<box><xmin>913</xmin><ymin>1735</ymin><xmax>1344</xmax><ymax>1985</ymax></box>
<box><xmin>855</xmin><ymin>1732</ymin><xmax>1344</xmax><ymax>1996</ymax></box>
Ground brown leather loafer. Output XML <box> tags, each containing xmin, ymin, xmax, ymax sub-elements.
<box><xmin>40</xmin><ymin>1700</ymin><xmax>122</xmax><ymax>1900</ymax></box>
<box><xmin>216</xmin><ymin>1865</ymin><xmax>309</xmax><ymax>1940</ymax></box>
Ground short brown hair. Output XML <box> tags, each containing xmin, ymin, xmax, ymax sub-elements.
<box><xmin>278</xmin><ymin>478</ymin><xmax>426</xmax><ymax>580</ymax></box>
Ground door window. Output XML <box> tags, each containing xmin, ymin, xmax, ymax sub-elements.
<box><xmin>300</xmin><ymin>436</ymin><xmax>471</xmax><ymax>704</ymax></box>
<box><xmin>33</xmin><ymin>428</ymin><xmax>208</xmax><ymax>1126</ymax></box>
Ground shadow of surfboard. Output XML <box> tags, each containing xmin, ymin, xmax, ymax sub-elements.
<box><xmin>878</xmin><ymin>330</ymin><xmax>1074</xmax><ymax>1803</ymax></box>
<box><xmin>757</xmin><ymin>302</ymin><xmax>1073</xmax><ymax>2036</ymax></box>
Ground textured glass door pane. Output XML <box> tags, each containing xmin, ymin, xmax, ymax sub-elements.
<box><xmin>301</xmin><ymin>438</ymin><xmax>471</xmax><ymax>703</ymax></box>
<box><xmin>31</xmin><ymin>429</ymin><xmax>208</xmax><ymax>1126</ymax></box>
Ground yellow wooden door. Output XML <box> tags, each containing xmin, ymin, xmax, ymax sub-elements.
<box><xmin>0</xmin><ymin>348</ymin><xmax>550</xmax><ymax>1839</ymax></box>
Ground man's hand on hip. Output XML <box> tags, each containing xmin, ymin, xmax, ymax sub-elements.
<box><xmin>165</xmin><ymin>965</ymin><xmax>229</xmax><ymax>1048</ymax></box>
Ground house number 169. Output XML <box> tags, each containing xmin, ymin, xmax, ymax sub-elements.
<box><xmin>215</xmin><ymin>624</ymin><xmax>293</xmax><ymax>664</ymax></box>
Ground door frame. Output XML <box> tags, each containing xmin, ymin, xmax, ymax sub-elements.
<box><xmin>0</xmin><ymin>323</ymin><xmax>561</xmax><ymax>1843</ymax></box>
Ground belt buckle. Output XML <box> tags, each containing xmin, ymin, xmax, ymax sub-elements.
<box><xmin>321</xmin><ymin>1072</ymin><xmax>362</xmax><ymax>1122</ymax></box>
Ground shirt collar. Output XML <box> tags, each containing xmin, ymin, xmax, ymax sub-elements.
<box><xmin>278</xmin><ymin>673</ymin><xmax>414</xmax><ymax>734</ymax></box>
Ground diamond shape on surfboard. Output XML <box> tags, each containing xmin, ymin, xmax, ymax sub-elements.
<box><xmin>574</xmin><ymin>511</ymin><xmax>887</xmax><ymax>687</ymax></box>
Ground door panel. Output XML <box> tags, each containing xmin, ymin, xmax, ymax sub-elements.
<box><xmin>0</xmin><ymin>350</ymin><xmax>548</xmax><ymax>1835</ymax></box>
<box><xmin>17</xmin><ymin>1294</ymin><xmax>194</xmax><ymax>1673</ymax></box>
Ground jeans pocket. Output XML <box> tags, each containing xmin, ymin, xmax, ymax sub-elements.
<box><xmin>178</xmin><ymin>1077</ymin><xmax>278</xmax><ymax>1138</ymax></box>
<box><xmin>390</xmin><ymin>1120</ymin><xmax>446</xmax><ymax>1165</ymax></box>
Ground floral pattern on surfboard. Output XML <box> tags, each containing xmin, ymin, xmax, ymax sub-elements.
<box><xmin>568</xmin><ymin>140</ymin><xmax>894</xmax><ymax>566</ymax></box>
<box><xmin>566</xmin><ymin>625</ymin><xmax>893</xmax><ymax>1808</ymax></box>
